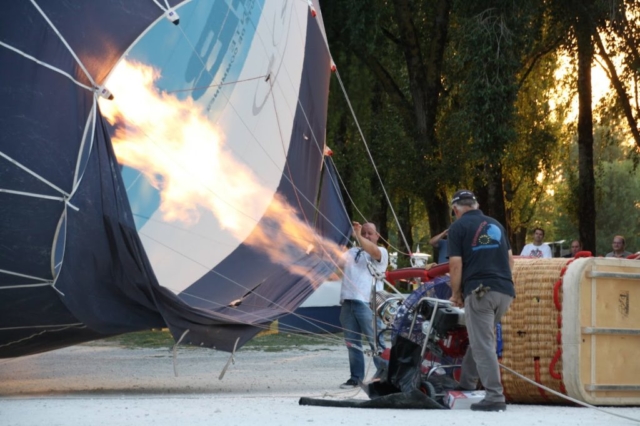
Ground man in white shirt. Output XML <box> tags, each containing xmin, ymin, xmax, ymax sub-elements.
<box><xmin>338</xmin><ymin>221</ymin><xmax>388</xmax><ymax>389</ymax></box>
<box><xmin>520</xmin><ymin>227</ymin><xmax>552</xmax><ymax>258</ymax></box>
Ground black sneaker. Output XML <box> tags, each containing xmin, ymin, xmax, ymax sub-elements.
<box><xmin>470</xmin><ymin>399</ymin><xmax>507</xmax><ymax>412</ymax></box>
<box><xmin>339</xmin><ymin>379</ymin><xmax>358</xmax><ymax>389</ymax></box>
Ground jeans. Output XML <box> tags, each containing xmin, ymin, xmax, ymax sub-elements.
<box><xmin>340</xmin><ymin>299</ymin><xmax>379</xmax><ymax>382</ymax></box>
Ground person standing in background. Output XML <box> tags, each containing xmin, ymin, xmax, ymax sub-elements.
<box><xmin>429</xmin><ymin>229</ymin><xmax>449</xmax><ymax>264</ymax></box>
<box><xmin>563</xmin><ymin>240</ymin><xmax>582</xmax><ymax>258</ymax></box>
<box><xmin>520</xmin><ymin>228</ymin><xmax>552</xmax><ymax>258</ymax></box>
<box><xmin>605</xmin><ymin>236</ymin><xmax>632</xmax><ymax>258</ymax></box>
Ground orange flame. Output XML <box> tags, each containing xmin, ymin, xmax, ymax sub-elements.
<box><xmin>99</xmin><ymin>60</ymin><xmax>343</xmax><ymax>276</ymax></box>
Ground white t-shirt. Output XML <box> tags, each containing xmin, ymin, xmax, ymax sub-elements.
<box><xmin>340</xmin><ymin>246</ymin><xmax>389</xmax><ymax>303</ymax></box>
<box><xmin>520</xmin><ymin>243</ymin><xmax>552</xmax><ymax>258</ymax></box>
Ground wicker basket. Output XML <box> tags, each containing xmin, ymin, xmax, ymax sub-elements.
<box><xmin>502</xmin><ymin>257</ymin><xmax>640</xmax><ymax>405</ymax></box>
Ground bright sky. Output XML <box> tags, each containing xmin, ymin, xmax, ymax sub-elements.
<box><xmin>551</xmin><ymin>55</ymin><xmax>613</xmax><ymax>124</ymax></box>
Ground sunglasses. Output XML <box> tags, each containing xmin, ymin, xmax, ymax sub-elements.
<box><xmin>355</xmin><ymin>248</ymin><xmax>365</xmax><ymax>263</ymax></box>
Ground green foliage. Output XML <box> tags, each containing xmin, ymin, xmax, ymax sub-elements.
<box><xmin>594</xmin><ymin>160</ymin><xmax>640</xmax><ymax>255</ymax></box>
<box><xmin>97</xmin><ymin>329</ymin><xmax>175</xmax><ymax>348</ymax></box>
<box><xmin>503</xmin><ymin>51</ymin><xmax>565</xmax><ymax>245</ymax></box>
<box><xmin>322</xmin><ymin>0</ymin><xmax>640</xmax><ymax>254</ymax></box>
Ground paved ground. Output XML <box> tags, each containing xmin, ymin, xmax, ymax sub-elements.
<box><xmin>1</xmin><ymin>343</ymin><xmax>639</xmax><ymax>426</ymax></box>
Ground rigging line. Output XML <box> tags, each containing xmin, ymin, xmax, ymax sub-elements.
<box><xmin>131</xmin><ymin>213</ymin><xmax>239</xmax><ymax>248</ymax></box>
<box><xmin>172</xmin><ymin>329</ymin><xmax>189</xmax><ymax>377</ymax></box>
<box><xmin>175</xmin><ymin>2</ymin><xmax>299</xmax><ymax>168</ymax></box>
<box><xmin>127</xmin><ymin>119</ymin><xmax>326</xmax><ymax>252</ymax></box>
<box><xmin>190</xmin><ymin>4</ymin><xmax>396</xmax><ymax>302</ymax></box>
<box><xmin>282</xmin><ymin>5</ymin><xmax>402</xmax><ymax>257</ymax></box>
<box><xmin>0</xmin><ymin>324</ymin><xmax>85</xmax><ymax>350</ymax></box>
<box><xmin>165</xmin><ymin>75</ymin><xmax>269</xmax><ymax>94</ymax></box>
<box><xmin>0</xmin><ymin>189</ymin><xmax>66</xmax><ymax>202</ymax></box>
<box><xmin>329</xmin><ymin>157</ymin><xmax>410</xmax><ymax>256</ymax></box>
<box><xmin>134</xmin><ymin>115</ymin><xmax>361</xmax><ymax>325</ymax></box>
<box><xmin>138</xmin><ymin>230</ymin><xmax>337</xmax><ymax>327</ymax></box>
<box><xmin>171</xmin><ymin>26</ymin><xmax>296</xmax><ymax>210</ymax></box>
<box><xmin>244</xmin><ymin>72</ymin><xmax>352</xmax><ymax>243</ymax></box>
<box><xmin>0</xmin><ymin>283</ymin><xmax>53</xmax><ymax>290</ymax></box>
<box><xmin>0</xmin><ymin>269</ymin><xmax>50</xmax><ymax>283</ymax></box>
<box><xmin>499</xmin><ymin>364</ymin><xmax>640</xmax><ymax>424</ymax></box>
<box><xmin>188</xmin><ymin>293</ymin><xmax>365</xmax><ymax>348</ymax></box>
<box><xmin>151</xmin><ymin>0</ymin><xmax>167</xmax><ymax>12</ymax></box>
<box><xmin>0</xmin><ymin>323</ymin><xmax>84</xmax><ymax>331</ymax></box>
<box><xmin>266</xmin><ymin>79</ymin><xmax>351</xmax><ymax>285</ymax></box>
<box><xmin>272</xmin><ymin>86</ymin><xmax>384</xmax><ymax>302</ymax></box>
<box><xmin>247</xmin><ymin>0</ymin><xmax>354</xmax><ymax>254</ymax></box>
<box><xmin>298</xmin><ymin>0</ymin><xmax>330</xmax><ymax>45</ymax></box>
<box><xmin>69</xmin><ymin>96</ymin><xmax>98</xmax><ymax>199</ymax></box>
<box><xmin>109</xmin><ymin>37</ymin><xmax>348</xmax><ymax>277</ymax></box>
<box><xmin>326</xmin><ymin>157</ymin><xmax>370</xmax><ymax>224</ymax></box>
<box><xmin>0</xmin><ymin>41</ymin><xmax>92</xmax><ymax>91</ymax></box>
<box><xmin>300</xmin><ymin>1</ymin><xmax>409</xmax><ymax>255</ymax></box>
<box><xmin>0</xmin><ymin>151</ymin><xmax>70</xmax><ymax>198</ymax></box>
<box><xmin>181</xmin><ymin>293</ymin><xmax>346</xmax><ymax>347</ymax></box>
<box><xmin>218</xmin><ymin>337</ymin><xmax>239</xmax><ymax>380</ymax></box>
<box><xmin>172</xmin><ymin>10</ymin><xmax>352</xmax><ymax>245</ymax></box>
<box><xmin>128</xmin><ymin>125</ymin><xmax>264</xmax><ymax>226</ymax></box>
<box><xmin>49</xmin><ymin>202</ymin><xmax>68</xmax><ymax>296</ymax></box>
<box><xmin>126</xmin><ymin>172</ymin><xmax>143</xmax><ymax>192</ymax></box>
<box><xmin>139</xmin><ymin>6</ymin><xmax>356</xmax><ymax>308</ymax></box>
<box><xmin>300</xmin><ymin>9</ymin><xmax>411</xmax><ymax>255</ymax></box>
<box><xmin>268</xmin><ymin>12</ymin><xmax>352</xmax><ymax>236</ymax></box>
<box><xmin>140</xmin><ymin>231</ymin><xmax>352</xmax><ymax>343</ymax></box>
<box><xmin>30</xmin><ymin>0</ymin><xmax>97</xmax><ymax>88</ymax></box>
<box><xmin>179</xmin><ymin>291</ymin><xmax>346</xmax><ymax>345</ymax></box>
<box><xmin>333</xmin><ymin>69</ymin><xmax>412</xmax><ymax>255</ymax></box>
<box><xmin>172</xmin><ymin>18</ymin><xmax>353</xmax><ymax>245</ymax></box>
<box><xmin>269</xmin><ymin>75</ymin><xmax>315</xmax><ymax>235</ymax></box>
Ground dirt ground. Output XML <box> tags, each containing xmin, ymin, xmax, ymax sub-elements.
<box><xmin>1</xmin><ymin>343</ymin><xmax>639</xmax><ymax>426</ymax></box>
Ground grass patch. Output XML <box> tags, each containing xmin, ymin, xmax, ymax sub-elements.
<box><xmin>89</xmin><ymin>329</ymin><xmax>343</xmax><ymax>352</ymax></box>
<box><xmin>93</xmin><ymin>329</ymin><xmax>175</xmax><ymax>348</ymax></box>
<box><xmin>243</xmin><ymin>332</ymin><xmax>343</xmax><ymax>352</ymax></box>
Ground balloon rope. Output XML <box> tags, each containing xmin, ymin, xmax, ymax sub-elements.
<box><xmin>165</xmin><ymin>75</ymin><xmax>269</xmax><ymax>94</ymax></box>
<box><xmin>172</xmin><ymin>329</ymin><xmax>190</xmax><ymax>377</ymax></box>
<box><xmin>30</xmin><ymin>0</ymin><xmax>97</xmax><ymax>89</ymax></box>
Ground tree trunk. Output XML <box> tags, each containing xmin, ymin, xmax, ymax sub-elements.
<box><xmin>487</xmin><ymin>164</ymin><xmax>507</xmax><ymax>227</ymax></box>
<box><xmin>423</xmin><ymin>188</ymin><xmax>451</xmax><ymax>246</ymax></box>
<box><xmin>475</xmin><ymin>164</ymin><xmax>507</xmax><ymax>228</ymax></box>
<box><xmin>396</xmin><ymin>197</ymin><xmax>413</xmax><ymax>253</ymax></box>
<box><xmin>369</xmin><ymin>173</ymin><xmax>389</xmax><ymax>244</ymax></box>
<box><xmin>575</xmin><ymin>17</ymin><xmax>597</xmax><ymax>253</ymax></box>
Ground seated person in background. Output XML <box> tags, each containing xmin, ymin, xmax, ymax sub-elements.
<box><xmin>605</xmin><ymin>235</ymin><xmax>632</xmax><ymax>258</ymax></box>
<box><xmin>429</xmin><ymin>229</ymin><xmax>449</xmax><ymax>264</ymax></box>
<box><xmin>563</xmin><ymin>239</ymin><xmax>582</xmax><ymax>258</ymax></box>
<box><xmin>520</xmin><ymin>227</ymin><xmax>552</xmax><ymax>258</ymax></box>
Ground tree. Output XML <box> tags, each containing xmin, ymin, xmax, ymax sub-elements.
<box><xmin>321</xmin><ymin>0</ymin><xmax>640</xmax><ymax>257</ymax></box>
<box><xmin>322</xmin><ymin>0</ymin><xmax>453</xmax><ymax>242</ymax></box>
<box><xmin>596</xmin><ymin>0</ymin><xmax>640</xmax><ymax>151</ymax></box>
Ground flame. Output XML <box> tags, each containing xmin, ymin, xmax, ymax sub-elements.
<box><xmin>99</xmin><ymin>60</ymin><xmax>342</xmax><ymax>274</ymax></box>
